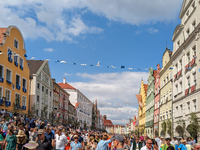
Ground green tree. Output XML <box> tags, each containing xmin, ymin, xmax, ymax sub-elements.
<box><xmin>161</xmin><ymin>121</ymin><xmax>166</xmax><ymax>136</ymax></box>
<box><xmin>166</xmin><ymin>119</ymin><xmax>172</xmax><ymax>137</ymax></box>
<box><xmin>41</xmin><ymin>105</ymin><xmax>48</xmax><ymax>120</ymax></box>
<box><xmin>13</xmin><ymin>96</ymin><xmax>21</xmax><ymax>114</ymax></box>
<box><xmin>177</xmin><ymin>119</ymin><xmax>185</xmax><ymax>138</ymax></box>
<box><xmin>187</xmin><ymin>112</ymin><xmax>200</xmax><ymax>139</ymax></box>
<box><xmin>28</xmin><ymin>104</ymin><xmax>36</xmax><ymax>117</ymax></box>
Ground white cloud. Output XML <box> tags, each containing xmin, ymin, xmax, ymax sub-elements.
<box><xmin>44</xmin><ymin>48</ymin><xmax>54</xmax><ymax>52</ymax></box>
<box><xmin>64</xmin><ymin>73</ymin><xmax>72</xmax><ymax>76</ymax></box>
<box><xmin>0</xmin><ymin>0</ymin><xmax>182</xmax><ymax>42</ymax></box>
<box><xmin>148</xmin><ymin>27</ymin><xmax>159</xmax><ymax>34</ymax></box>
<box><xmin>69</xmin><ymin>71</ymin><xmax>148</xmax><ymax>124</ymax></box>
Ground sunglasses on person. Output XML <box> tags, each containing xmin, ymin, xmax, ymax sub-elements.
<box><xmin>147</xmin><ymin>142</ymin><xmax>153</xmax><ymax>144</ymax></box>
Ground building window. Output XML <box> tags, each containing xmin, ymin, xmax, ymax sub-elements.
<box><xmin>42</xmin><ymin>86</ymin><xmax>44</xmax><ymax>92</ymax></box>
<box><xmin>6</xmin><ymin>68</ymin><xmax>12</xmax><ymax>82</ymax></box>
<box><xmin>169</xmin><ymin>110</ymin><xmax>171</xmax><ymax>118</ymax></box>
<box><xmin>22</xmin><ymin>78</ymin><xmax>27</xmax><ymax>89</ymax></box>
<box><xmin>16</xmin><ymin>74</ymin><xmax>20</xmax><ymax>86</ymax></box>
<box><xmin>157</xmin><ymin>102</ymin><xmax>159</xmax><ymax>108</ymax></box>
<box><xmin>0</xmin><ymin>64</ymin><xmax>4</xmax><ymax>79</ymax></box>
<box><xmin>170</xmin><ymin>72</ymin><xmax>172</xmax><ymax>80</ymax></box>
<box><xmin>192</xmin><ymin>20</ymin><xmax>196</xmax><ymax>29</ymax></box>
<box><xmin>46</xmin><ymin>78</ymin><xmax>49</xmax><ymax>85</ymax></box>
<box><xmin>8</xmin><ymin>48</ymin><xmax>13</xmax><ymax>59</ymax></box>
<box><xmin>0</xmin><ymin>87</ymin><xmax>3</xmax><ymax>99</ymax></box>
<box><xmin>192</xmin><ymin>45</ymin><xmax>196</xmax><ymax>57</ymax></box>
<box><xmin>175</xmin><ymin>64</ymin><xmax>178</xmax><ymax>73</ymax></box>
<box><xmin>176</xmin><ymin>106</ymin><xmax>178</xmax><ymax>116</ymax></box>
<box><xmin>15</xmin><ymin>93</ymin><xmax>20</xmax><ymax>103</ymax></box>
<box><xmin>22</xmin><ymin>96</ymin><xmax>26</xmax><ymax>106</ymax></box>
<box><xmin>158</xmin><ymin>86</ymin><xmax>160</xmax><ymax>92</ymax></box>
<box><xmin>163</xmin><ymin>114</ymin><xmax>165</xmax><ymax>120</ymax></box>
<box><xmin>180</xmin><ymin>82</ymin><xmax>182</xmax><ymax>92</ymax></box>
<box><xmin>166</xmin><ymin>111</ymin><xmax>168</xmax><ymax>119</ymax></box>
<box><xmin>5</xmin><ymin>89</ymin><xmax>11</xmax><ymax>102</ymax></box>
<box><xmin>193</xmin><ymin>73</ymin><xmax>196</xmax><ymax>85</ymax></box>
<box><xmin>193</xmin><ymin>100</ymin><xmax>196</xmax><ymax>112</ymax></box>
<box><xmin>187</xmin><ymin>102</ymin><xmax>190</xmax><ymax>113</ymax></box>
<box><xmin>14</xmin><ymin>39</ymin><xmax>19</xmax><ymax>49</ymax></box>
<box><xmin>186</xmin><ymin>28</ymin><xmax>190</xmax><ymax>35</ymax></box>
<box><xmin>177</xmin><ymin>40</ymin><xmax>180</xmax><ymax>48</ymax></box>
<box><xmin>20</xmin><ymin>57</ymin><xmax>24</xmax><ymax>67</ymax></box>
<box><xmin>192</xmin><ymin>1</ymin><xmax>195</xmax><ymax>8</ymax></box>
<box><xmin>176</xmin><ymin>85</ymin><xmax>178</xmax><ymax>95</ymax></box>
<box><xmin>186</xmin><ymin>10</ymin><xmax>189</xmax><ymax>16</ymax></box>
<box><xmin>37</xmin><ymin>95</ymin><xmax>40</xmax><ymax>102</ymax></box>
<box><xmin>37</xmin><ymin>83</ymin><xmax>40</xmax><ymax>89</ymax></box>
<box><xmin>46</xmin><ymin>89</ymin><xmax>48</xmax><ymax>95</ymax></box>
<box><xmin>166</xmin><ymin>76</ymin><xmax>169</xmax><ymax>82</ymax></box>
<box><xmin>179</xmin><ymin>59</ymin><xmax>182</xmax><ymax>69</ymax></box>
<box><xmin>14</xmin><ymin>53</ymin><xmax>18</xmax><ymax>65</ymax></box>
<box><xmin>169</xmin><ymin>91</ymin><xmax>172</xmax><ymax>99</ymax></box>
<box><xmin>187</xmin><ymin>76</ymin><xmax>190</xmax><ymax>88</ymax></box>
<box><xmin>180</xmin><ymin>105</ymin><xmax>183</xmax><ymax>114</ymax></box>
<box><xmin>50</xmin><ymin>91</ymin><xmax>52</xmax><ymax>97</ymax></box>
<box><xmin>187</xmin><ymin>52</ymin><xmax>190</xmax><ymax>64</ymax></box>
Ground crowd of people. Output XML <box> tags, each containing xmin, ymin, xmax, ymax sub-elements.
<box><xmin>0</xmin><ymin>109</ymin><xmax>199</xmax><ymax>150</ymax></box>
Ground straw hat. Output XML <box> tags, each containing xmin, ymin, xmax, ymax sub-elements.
<box><xmin>73</xmin><ymin>135</ymin><xmax>79</xmax><ymax>139</ymax></box>
<box><xmin>181</xmin><ymin>140</ymin><xmax>186</xmax><ymax>143</ymax></box>
<box><xmin>24</xmin><ymin>141</ymin><xmax>38</xmax><ymax>149</ymax></box>
<box><xmin>37</xmin><ymin>129</ymin><xmax>45</xmax><ymax>135</ymax></box>
<box><xmin>16</xmin><ymin>130</ymin><xmax>26</xmax><ymax>137</ymax></box>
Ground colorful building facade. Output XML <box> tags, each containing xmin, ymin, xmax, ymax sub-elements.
<box><xmin>0</xmin><ymin>26</ymin><xmax>29</xmax><ymax>114</ymax></box>
<box><xmin>154</xmin><ymin>64</ymin><xmax>161</xmax><ymax>136</ymax></box>
<box><xmin>145</xmin><ymin>68</ymin><xmax>156</xmax><ymax>138</ymax></box>
<box><xmin>159</xmin><ymin>48</ymin><xmax>173</xmax><ymax>137</ymax></box>
<box><xmin>28</xmin><ymin>60</ymin><xmax>53</xmax><ymax>119</ymax></box>
<box><xmin>136</xmin><ymin>80</ymin><xmax>148</xmax><ymax>135</ymax></box>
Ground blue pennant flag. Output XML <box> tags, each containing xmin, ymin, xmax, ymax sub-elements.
<box><xmin>55</xmin><ymin>60</ymin><xmax>60</xmax><ymax>63</ymax></box>
<box><xmin>121</xmin><ymin>65</ymin><xmax>125</xmax><ymax>68</ymax></box>
<box><xmin>24</xmin><ymin>54</ymin><xmax>28</xmax><ymax>57</ymax></box>
<box><xmin>137</xmin><ymin>68</ymin><xmax>141</xmax><ymax>70</ymax></box>
<box><xmin>106</xmin><ymin>66</ymin><xmax>109</xmax><ymax>68</ymax></box>
<box><xmin>169</xmin><ymin>67</ymin><xmax>173</xmax><ymax>70</ymax></box>
<box><xmin>90</xmin><ymin>64</ymin><xmax>93</xmax><ymax>66</ymax></box>
<box><xmin>73</xmin><ymin>62</ymin><xmax>76</xmax><ymax>65</ymax></box>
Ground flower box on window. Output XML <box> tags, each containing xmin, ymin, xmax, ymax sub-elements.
<box><xmin>14</xmin><ymin>62</ymin><xmax>18</xmax><ymax>67</ymax></box>
<box><xmin>8</xmin><ymin>57</ymin><xmax>12</xmax><ymax>63</ymax></box>
<box><xmin>6</xmin><ymin>80</ymin><xmax>11</xmax><ymax>84</ymax></box>
<box><xmin>16</xmin><ymin>85</ymin><xmax>20</xmax><ymax>90</ymax></box>
<box><xmin>191</xmin><ymin>58</ymin><xmax>196</xmax><ymax>66</ymax></box>
<box><xmin>191</xmin><ymin>85</ymin><xmax>196</xmax><ymax>93</ymax></box>
<box><xmin>185</xmin><ymin>89</ymin><xmax>189</xmax><ymax>95</ymax></box>
<box><xmin>23</xmin><ymin>88</ymin><xmax>26</xmax><ymax>93</ymax></box>
<box><xmin>0</xmin><ymin>77</ymin><xmax>3</xmax><ymax>83</ymax></box>
<box><xmin>20</xmin><ymin>65</ymin><xmax>23</xmax><ymax>70</ymax></box>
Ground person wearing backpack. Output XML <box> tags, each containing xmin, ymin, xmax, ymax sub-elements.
<box><xmin>162</xmin><ymin>138</ymin><xmax>174</xmax><ymax>150</ymax></box>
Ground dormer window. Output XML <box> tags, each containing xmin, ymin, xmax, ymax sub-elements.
<box><xmin>14</xmin><ymin>39</ymin><xmax>19</xmax><ymax>49</ymax></box>
<box><xmin>192</xmin><ymin>19</ymin><xmax>196</xmax><ymax>27</ymax></box>
<box><xmin>186</xmin><ymin>28</ymin><xmax>190</xmax><ymax>35</ymax></box>
<box><xmin>186</xmin><ymin>10</ymin><xmax>189</xmax><ymax>16</ymax></box>
<box><xmin>177</xmin><ymin>40</ymin><xmax>180</xmax><ymax>47</ymax></box>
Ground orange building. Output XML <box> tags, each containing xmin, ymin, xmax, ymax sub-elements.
<box><xmin>0</xmin><ymin>26</ymin><xmax>29</xmax><ymax>114</ymax></box>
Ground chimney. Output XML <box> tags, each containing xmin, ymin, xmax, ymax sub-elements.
<box><xmin>63</xmin><ymin>77</ymin><xmax>66</xmax><ymax>84</ymax></box>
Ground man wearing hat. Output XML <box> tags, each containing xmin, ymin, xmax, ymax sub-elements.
<box><xmin>70</xmin><ymin>135</ymin><xmax>82</xmax><ymax>150</ymax></box>
<box><xmin>37</xmin><ymin>129</ymin><xmax>53</xmax><ymax>150</ymax></box>
<box><xmin>54</xmin><ymin>127</ymin><xmax>68</xmax><ymax>150</ymax></box>
<box><xmin>178</xmin><ymin>140</ymin><xmax>187</xmax><ymax>150</ymax></box>
<box><xmin>112</xmin><ymin>134</ymin><xmax>125</xmax><ymax>150</ymax></box>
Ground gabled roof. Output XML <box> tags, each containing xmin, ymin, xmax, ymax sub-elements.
<box><xmin>58</xmin><ymin>82</ymin><xmax>76</xmax><ymax>90</ymax></box>
<box><xmin>0</xmin><ymin>28</ymin><xmax>6</xmax><ymax>43</ymax></box>
<box><xmin>103</xmin><ymin>119</ymin><xmax>114</xmax><ymax>126</ymax></box>
<box><xmin>153</xmin><ymin>70</ymin><xmax>157</xmax><ymax>80</ymax></box>
<box><xmin>27</xmin><ymin>60</ymin><xmax>44</xmax><ymax>75</ymax></box>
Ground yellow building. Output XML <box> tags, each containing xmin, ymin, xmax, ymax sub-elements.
<box><xmin>159</xmin><ymin>48</ymin><xmax>173</xmax><ymax>137</ymax></box>
<box><xmin>0</xmin><ymin>26</ymin><xmax>29</xmax><ymax>114</ymax></box>
<box><xmin>136</xmin><ymin>80</ymin><xmax>148</xmax><ymax>135</ymax></box>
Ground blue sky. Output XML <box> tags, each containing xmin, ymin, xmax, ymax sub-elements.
<box><xmin>1</xmin><ymin>0</ymin><xmax>183</xmax><ymax>124</ymax></box>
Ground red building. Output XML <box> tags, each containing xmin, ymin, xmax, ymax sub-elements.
<box><xmin>103</xmin><ymin>115</ymin><xmax>114</xmax><ymax>133</ymax></box>
<box><xmin>154</xmin><ymin>64</ymin><xmax>161</xmax><ymax>136</ymax></box>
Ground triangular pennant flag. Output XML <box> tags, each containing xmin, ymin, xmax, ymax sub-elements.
<box><xmin>60</xmin><ymin>61</ymin><xmax>67</xmax><ymax>63</ymax></box>
<box><xmin>121</xmin><ymin>65</ymin><xmax>125</xmax><ymax>68</ymax></box>
<box><xmin>97</xmin><ymin>61</ymin><xmax>100</xmax><ymax>67</ymax></box>
<box><xmin>24</xmin><ymin>54</ymin><xmax>28</xmax><ymax>57</ymax></box>
<box><xmin>55</xmin><ymin>60</ymin><xmax>60</xmax><ymax>63</ymax></box>
<box><xmin>111</xmin><ymin>65</ymin><xmax>116</xmax><ymax>68</ymax></box>
<box><xmin>73</xmin><ymin>62</ymin><xmax>76</xmax><ymax>65</ymax></box>
<box><xmin>129</xmin><ymin>68</ymin><xmax>133</xmax><ymax>70</ymax></box>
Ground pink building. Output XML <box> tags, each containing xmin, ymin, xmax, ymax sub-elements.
<box><xmin>59</xmin><ymin>88</ymin><xmax>69</xmax><ymax>125</ymax></box>
<box><xmin>154</xmin><ymin>64</ymin><xmax>161</xmax><ymax>136</ymax></box>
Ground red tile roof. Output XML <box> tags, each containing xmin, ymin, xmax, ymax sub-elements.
<box><xmin>0</xmin><ymin>28</ymin><xmax>6</xmax><ymax>43</ymax></box>
<box><xmin>144</xmin><ymin>84</ymin><xmax>148</xmax><ymax>95</ymax></box>
<box><xmin>103</xmin><ymin>119</ymin><xmax>114</xmax><ymax>126</ymax></box>
<box><xmin>58</xmin><ymin>82</ymin><xmax>76</xmax><ymax>90</ymax></box>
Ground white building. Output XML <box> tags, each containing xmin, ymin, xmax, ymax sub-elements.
<box><xmin>171</xmin><ymin>0</ymin><xmax>200</xmax><ymax>139</ymax></box>
<box><xmin>58</xmin><ymin>78</ymin><xmax>92</xmax><ymax>128</ymax></box>
<box><xmin>28</xmin><ymin>60</ymin><xmax>53</xmax><ymax>119</ymax></box>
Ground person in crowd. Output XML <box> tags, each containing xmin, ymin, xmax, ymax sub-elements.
<box><xmin>141</xmin><ymin>139</ymin><xmax>153</xmax><ymax>150</ymax></box>
<box><xmin>37</xmin><ymin>129</ymin><xmax>53</xmax><ymax>150</ymax></box>
<box><xmin>178</xmin><ymin>140</ymin><xmax>187</xmax><ymax>150</ymax></box>
<box><xmin>124</xmin><ymin>139</ymin><xmax>131</xmax><ymax>150</ymax></box>
<box><xmin>55</xmin><ymin>127</ymin><xmax>68</xmax><ymax>150</ymax></box>
<box><xmin>174</xmin><ymin>141</ymin><xmax>178</xmax><ymax>150</ymax></box>
<box><xmin>70</xmin><ymin>135</ymin><xmax>82</xmax><ymax>150</ymax></box>
<box><xmin>167</xmin><ymin>146</ymin><xmax>175</xmax><ymax>150</ymax></box>
<box><xmin>193</xmin><ymin>144</ymin><xmax>200</xmax><ymax>150</ymax></box>
<box><xmin>97</xmin><ymin>134</ymin><xmax>112</xmax><ymax>150</ymax></box>
<box><xmin>45</xmin><ymin>127</ymin><xmax>54</xmax><ymax>146</ymax></box>
<box><xmin>0</xmin><ymin>130</ymin><xmax>4</xmax><ymax>150</ymax></box>
<box><xmin>185</xmin><ymin>141</ymin><xmax>192</xmax><ymax>150</ymax></box>
<box><xmin>140</xmin><ymin>136</ymin><xmax>146</xmax><ymax>147</ymax></box>
<box><xmin>162</xmin><ymin>138</ymin><xmax>174</xmax><ymax>150</ymax></box>
<box><xmin>130</xmin><ymin>136</ymin><xmax>142</xmax><ymax>150</ymax></box>
<box><xmin>16</xmin><ymin>130</ymin><xmax>28</xmax><ymax>150</ymax></box>
<box><xmin>5</xmin><ymin>127</ymin><xmax>17</xmax><ymax>150</ymax></box>
<box><xmin>112</xmin><ymin>134</ymin><xmax>125</xmax><ymax>150</ymax></box>
<box><xmin>32</xmin><ymin>127</ymin><xmax>38</xmax><ymax>141</ymax></box>
<box><xmin>154</xmin><ymin>135</ymin><xmax>161</xmax><ymax>150</ymax></box>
